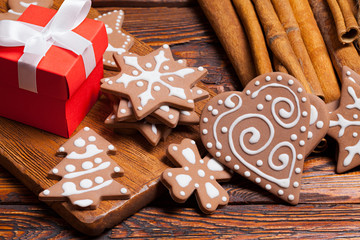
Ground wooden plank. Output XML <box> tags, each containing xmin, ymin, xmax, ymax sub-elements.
<box><xmin>0</xmin><ymin>27</ymin><xmax>212</xmax><ymax>235</ymax></box>
<box><xmin>1</xmin><ymin>204</ymin><xmax>360</xmax><ymax>239</ymax></box>
<box><xmin>92</xmin><ymin>0</ymin><xmax>197</xmax><ymax>8</ymax></box>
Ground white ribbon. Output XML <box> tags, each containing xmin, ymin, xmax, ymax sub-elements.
<box><xmin>0</xmin><ymin>0</ymin><xmax>96</xmax><ymax>93</ymax></box>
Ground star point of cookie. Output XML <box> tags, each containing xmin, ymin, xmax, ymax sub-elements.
<box><xmin>161</xmin><ymin>138</ymin><xmax>232</xmax><ymax>214</ymax></box>
<box><xmin>328</xmin><ymin>66</ymin><xmax>360</xmax><ymax>173</ymax></box>
<box><xmin>100</xmin><ymin>45</ymin><xmax>207</xmax><ymax>120</ymax></box>
<box><xmin>39</xmin><ymin>127</ymin><xmax>130</xmax><ymax>209</ymax></box>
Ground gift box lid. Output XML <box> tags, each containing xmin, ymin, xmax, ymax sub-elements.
<box><xmin>0</xmin><ymin>5</ymin><xmax>107</xmax><ymax>100</ymax></box>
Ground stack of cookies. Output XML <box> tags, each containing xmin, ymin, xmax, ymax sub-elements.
<box><xmin>100</xmin><ymin>44</ymin><xmax>208</xmax><ymax>146</ymax></box>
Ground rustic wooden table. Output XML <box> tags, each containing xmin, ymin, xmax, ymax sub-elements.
<box><xmin>1</xmin><ymin>0</ymin><xmax>360</xmax><ymax>238</ymax></box>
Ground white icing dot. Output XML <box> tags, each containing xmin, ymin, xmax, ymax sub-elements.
<box><xmin>167</xmin><ymin>172</ymin><xmax>173</xmax><ymax>177</ymax></box>
<box><xmin>276</xmin><ymin>75</ymin><xmax>282</xmax><ymax>81</ymax></box>
<box><xmin>178</xmin><ymin>60</ymin><xmax>184</xmax><ymax>64</ymax></box>
<box><xmin>195</xmin><ymin>183</ymin><xmax>199</xmax><ymax>188</ymax></box>
<box><xmin>265</xmin><ymin>184</ymin><xmax>271</xmax><ymax>190</ymax></box>
<box><xmin>108</xmin><ymin>145</ymin><xmax>115</xmax><ymax>150</ymax></box>
<box><xmin>207</xmin><ymin>142</ymin><xmax>213</xmax><ymax>148</ymax></box>
<box><xmin>95</xmin><ymin>176</ymin><xmax>104</xmax><ymax>184</ymax></box>
<box><xmin>293</xmin><ymin>181</ymin><xmax>299</xmax><ymax>188</ymax></box>
<box><xmin>234</xmin><ymin>165</ymin><xmax>240</xmax><ymax>170</ymax></box>
<box><xmin>206</xmin><ymin>203</ymin><xmax>212</xmax><ymax>209</ymax></box>
<box><xmin>154</xmin><ymin>86</ymin><xmax>161</xmax><ymax>91</ymax></box>
<box><xmin>308</xmin><ymin>131</ymin><xmax>313</xmax><ymax>139</ymax></box>
<box><xmin>225</xmin><ymin>156</ymin><xmax>231</xmax><ymax>162</ymax></box>
<box><xmin>199</xmin><ymin>160</ymin><xmax>204</xmax><ymax>164</ymax></box>
<box><xmin>302</xmin><ymin>111</ymin><xmax>308</xmax><ymax>117</ymax></box>
<box><xmin>198</xmin><ymin>170</ymin><xmax>205</xmax><ymax>177</ymax></box>
<box><xmin>136</xmin><ymin>81</ymin><xmax>144</xmax><ymax>87</ymax></box>
<box><xmin>82</xmin><ymin>161</ymin><xmax>93</xmax><ymax>170</ymax></box>
<box><xmin>278</xmin><ymin>190</ymin><xmax>284</xmax><ymax>196</ymax></box>
<box><xmin>291</xmin><ymin>134</ymin><xmax>297</xmax><ymax>141</ymax></box>
<box><xmin>221</xmin><ymin>127</ymin><xmax>228</xmax><ymax>133</ymax></box>
<box><xmin>203</xmin><ymin>118</ymin><xmax>208</xmax><ymax>123</ymax></box>
<box><xmin>295</xmin><ymin>168</ymin><xmax>301</xmax><ymax>174</ymax></box>
<box><xmin>145</xmin><ymin>62</ymin><xmax>152</xmax><ymax>68</ymax></box>
<box><xmin>184</xmin><ymin>166</ymin><xmax>189</xmax><ymax>171</ymax></box>
<box><xmin>173</xmin><ymin>146</ymin><xmax>178</xmax><ymax>151</ymax></box>
<box><xmin>216</xmin><ymin>152</ymin><xmax>221</xmax><ymax>157</ymax></box>
<box><xmin>163</xmin><ymin>44</ymin><xmax>169</xmax><ymax>49</ymax></box>
<box><xmin>58</xmin><ymin>147</ymin><xmax>65</xmax><ymax>152</ymax></box>
<box><xmin>354</xmin><ymin>132</ymin><xmax>358</xmax><ymax>138</ymax></box>
<box><xmin>257</xmin><ymin>104</ymin><xmax>264</xmax><ymax>111</ymax></box>
<box><xmin>121</xmin><ymin>188</ymin><xmax>128</xmax><ymax>194</ymax></box>
<box><xmin>84</xmin><ymin>127</ymin><xmax>90</xmax><ymax>131</ymax></box>
<box><xmin>265</xmin><ymin>95</ymin><xmax>272</xmax><ymax>101</ymax></box>
<box><xmin>354</xmin><ymin>114</ymin><xmax>359</xmax><ymax>119</ymax></box>
<box><xmin>255</xmin><ymin>177</ymin><xmax>261</xmax><ymax>183</ymax></box>
<box><xmin>120</xmin><ymin>109</ymin><xmax>126</xmax><ymax>114</ymax></box>
<box><xmin>297</xmin><ymin>154</ymin><xmax>303</xmax><ymax>160</ymax></box>
<box><xmin>132</xmin><ymin>70</ymin><xmax>139</xmax><ymax>75</ymax></box>
<box><xmin>246</xmin><ymin>90</ymin><xmax>251</xmax><ymax>95</ymax></box>
<box><xmin>255</xmin><ymin>81</ymin><xmax>260</xmax><ymax>86</ymax></box>
<box><xmin>198</xmin><ymin>66</ymin><xmax>204</xmax><ymax>71</ymax></box>
<box><xmin>80</xmin><ymin>179</ymin><xmax>93</xmax><ymax>189</ymax></box>
<box><xmin>114</xmin><ymin>167</ymin><xmax>121</xmax><ymax>172</ymax></box>
<box><xmin>297</xmin><ymin>88</ymin><xmax>303</xmax><ymax>93</ymax></box>
<box><xmin>191</xmin><ymin>140</ymin><xmax>196</xmax><ymax>145</ymax></box>
<box><xmin>65</xmin><ymin>164</ymin><xmax>75</xmax><ymax>172</ymax></box>
<box><xmin>168</xmin><ymin>77</ymin><xmax>174</xmax><ymax>81</ymax></box>
<box><xmin>202</xmin><ymin>129</ymin><xmax>208</xmax><ymax>135</ymax></box>
<box><xmin>300</xmin><ymin>126</ymin><xmax>306</xmax><ymax>132</ymax></box>
<box><xmin>180</xmin><ymin>191</ymin><xmax>185</xmax><ymax>196</ymax></box>
<box><xmin>218</xmin><ymin>100</ymin><xmax>223</xmax><ymax>105</ymax></box>
<box><xmin>299</xmin><ymin>140</ymin><xmax>305</xmax><ymax>146</ymax></box>
<box><xmin>316</xmin><ymin>121</ymin><xmax>324</xmax><ymax>129</ymax></box>
<box><xmin>301</xmin><ymin>97</ymin><xmax>307</xmax><ymax>102</ymax></box>
<box><xmin>216</xmin><ymin>142</ymin><xmax>222</xmax><ymax>149</ymax></box>
<box><xmin>208</xmin><ymin>105</ymin><xmax>213</xmax><ymax>111</ymax></box>
<box><xmin>288</xmin><ymin>194</ymin><xmax>295</xmax><ymax>201</ymax></box>
<box><xmin>111</xmin><ymin>115</ymin><xmax>116</xmax><ymax>119</ymax></box>
<box><xmin>265</xmin><ymin>76</ymin><xmax>271</xmax><ymax>81</ymax></box>
<box><xmin>163</xmin><ymin>65</ymin><xmax>169</xmax><ymax>70</ymax></box>
<box><xmin>43</xmin><ymin>190</ymin><xmax>50</xmax><ymax>195</ymax></box>
<box><xmin>256</xmin><ymin>160</ymin><xmax>263</xmax><ymax>167</ymax></box>
<box><xmin>347</xmin><ymin>71</ymin><xmax>351</xmax><ymax>76</ymax></box>
<box><xmin>52</xmin><ymin>168</ymin><xmax>58</xmax><ymax>174</ymax></box>
<box><xmin>244</xmin><ymin>171</ymin><xmax>250</xmax><ymax>177</ymax></box>
<box><xmin>222</xmin><ymin>196</ymin><xmax>227</xmax><ymax>202</ymax></box>
<box><xmin>212</xmin><ymin>109</ymin><xmax>219</xmax><ymax>116</ymax></box>
<box><xmin>138</xmin><ymin>106</ymin><xmax>143</xmax><ymax>111</ymax></box>
<box><xmin>94</xmin><ymin>158</ymin><xmax>102</xmax><ymax>164</ymax></box>
<box><xmin>188</xmin><ymin>99</ymin><xmax>194</xmax><ymax>103</ymax></box>
<box><xmin>288</xmin><ymin>79</ymin><xmax>294</xmax><ymax>85</ymax></box>
<box><xmin>88</xmin><ymin>136</ymin><xmax>96</xmax><ymax>142</ymax></box>
<box><xmin>210</xmin><ymin>175</ymin><xmax>215</xmax><ymax>180</ymax></box>
<box><xmin>74</xmin><ymin>138</ymin><xmax>85</xmax><ymax>148</ymax></box>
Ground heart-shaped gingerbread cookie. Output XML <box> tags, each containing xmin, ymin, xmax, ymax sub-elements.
<box><xmin>200</xmin><ymin>72</ymin><xmax>329</xmax><ymax>204</ymax></box>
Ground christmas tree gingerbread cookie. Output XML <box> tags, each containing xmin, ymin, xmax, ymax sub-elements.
<box><xmin>39</xmin><ymin>127</ymin><xmax>130</xmax><ymax>209</ymax></box>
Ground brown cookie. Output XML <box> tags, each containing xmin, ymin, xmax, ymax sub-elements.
<box><xmin>95</xmin><ymin>10</ymin><xmax>133</xmax><ymax>70</ymax></box>
<box><xmin>0</xmin><ymin>0</ymin><xmax>53</xmax><ymax>20</ymax></box>
<box><xmin>161</xmin><ymin>138</ymin><xmax>232</xmax><ymax>214</ymax></box>
<box><xmin>199</xmin><ymin>72</ymin><xmax>329</xmax><ymax>205</ymax></box>
<box><xmin>39</xmin><ymin>127</ymin><xmax>130</xmax><ymax>209</ymax></box>
<box><xmin>328</xmin><ymin>66</ymin><xmax>360</xmax><ymax>173</ymax></box>
<box><xmin>100</xmin><ymin>45</ymin><xmax>207</xmax><ymax>120</ymax></box>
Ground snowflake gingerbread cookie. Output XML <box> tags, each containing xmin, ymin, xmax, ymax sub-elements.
<box><xmin>161</xmin><ymin>138</ymin><xmax>232</xmax><ymax>214</ymax></box>
<box><xmin>39</xmin><ymin>127</ymin><xmax>130</xmax><ymax>209</ymax></box>
<box><xmin>328</xmin><ymin>66</ymin><xmax>360</xmax><ymax>173</ymax></box>
<box><xmin>100</xmin><ymin>44</ymin><xmax>207</xmax><ymax>120</ymax></box>
<box><xmin>95</xmin><ymin>10</ymin><xmax>133</xmax><ymax>70</ymax></box>
<box><xmin>200</xmin><ymin>72</ymin><xmax>329</xmax><ymax>205</ymax></box>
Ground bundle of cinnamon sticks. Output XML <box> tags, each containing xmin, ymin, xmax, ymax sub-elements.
<box><xmin>198</xmin><ymin>0</ymin><xmax>360</xmax><ymax>103</ymax></box>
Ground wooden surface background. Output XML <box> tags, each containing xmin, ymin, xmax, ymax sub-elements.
<box><xmin>1</xmin><ymin>0</ymin><xmax>360</xmax><ymax>238</ymax></box>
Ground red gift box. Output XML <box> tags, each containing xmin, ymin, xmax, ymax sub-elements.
<box><xmin>0</xmin><ymin>5</ymin><xmax>107</xmax><ymax>138</ymax></box>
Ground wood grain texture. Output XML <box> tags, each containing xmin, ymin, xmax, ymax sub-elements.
<box><xmin>92</xmin><ymin>0</ymin><xmax>197</xmax><ymax>7</ymax></box>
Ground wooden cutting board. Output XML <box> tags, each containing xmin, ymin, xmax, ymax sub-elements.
<box><xmin>0</xmin><ymin>33</ymin><xmax>213</xmax><ymax>235</ymax></box>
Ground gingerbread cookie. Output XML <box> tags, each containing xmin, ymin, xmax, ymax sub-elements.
<box><xmin>39</xmin><ymin>127</ymin><xmax>130</xmax><ymax>209</ymax></box>
<box><xmin>328</xmin><ymin>66</ymin><xmax>360</xmax><ymax>173</ymax></box>
<box><xmin>94</xmin><ymin>10</ymin><xmax>133</xmax><ymax>70</ymax></box>
<box><xmin>161</xmin><ymin>138</ymin><xmax>232</xmax><ymax>214</ymax></box>
<box><xmin>0</xmin><ymin>0</ymin><xmax>53</xmax><ymax>20</ymax></box>
<box><xmin>100</xmin><ymin>44</ymin><xmax>207</xmax><ymax>120</ymax></box>
<box><xmin>200</xmin><ymin>72</ymin><xmax>329</xmax><ymax>205</ymax></box>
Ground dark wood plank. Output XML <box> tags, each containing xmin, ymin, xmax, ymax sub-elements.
<box><xmin>92</xmin><ymin>0</ymin><xmax>197</xmax><ymax>8</ymax></box>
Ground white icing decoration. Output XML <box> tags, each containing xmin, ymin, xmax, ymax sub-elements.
<box><xmin>180</xmin><ymin>191</ymin><xmax>185</xmax><ymax>196</ymax></box>
<box><xmin>255</xmin><ymin>178</ymin><xmax>261</xmax><ymax>183</ymax></box>
<box><xmin>329</xmin><ymin>114</ymin><xmax>360</xmax><ymax>137</ymax></box>
<box><xmin>74</xmin><ymin>138</ymin><xmax>86</xmax><ymax>148</ymax></box>
<box><xmin>244</xmin><ymin>171</ymin><xmax>250</xmax><ymax>177</ymax></box>
<box><xmin>82</xmin><ymin>161</ymin><xmax>93</xmax><ymax>170</ymax></box>
<box><xmin>297</xmin><ymin>154</ymin><xmax>303</xmax><ymax>160</ymax></box>
<box><xmin>234</xmin><ymin>165</ymin><xmax>239</xmax><ymax>170</ymax></box>
<box><xmin>224</xmin><ymin>94</ymin><xmax>238</xmax><ymax>108</ymax></box>
<box><xmin>291</xmin><ymin>134</ymin><xmax>297</xmax><ymax>141</ymax></box>
<box><xmin>218</xmin><ymin>100</ymin><xmax>223</xmax><ymax>105</ymax></box>
<box><xmin>293</xmin><ymin>181</ymin><xmax>299</xmax><ymax>188</ymax></box>
<box><xmin>184</xmin><ymin>166</ymin><xmax>189</xmax><ymax>171</ymax></box>
<box><xmin>300</xmin><ymin>126</ymin><xmax>306</xmax><ymax>132</ymax></box>
<box><xmin>95</xmin><ymin>176</ymin><xmax>104</xmax><ymax>184</ymax></box>
<box><xmin>116</xmin><ymin>50</ymin><xmax>194</xmax><ymax>107</ymax></box>
<box><xmin>145</xmin><ymin>63</ymin><xmax>152</xmax><ymax>68</ymax></box>
<box><xmin>175</xmin><ymin>174</ymin><xmax>192</xmax><ymax>187</ymax></box>
<box><xmin>106</xmin><ymin>43</ymin><xmax>126</xmax><ymax>55</ymax></box>
<box><xmin>88</xmin><ymin>136</ymin><xmax>96</xmax><ymax>142</ymax></box>
<box><xmin>316</xmin><ymin>121</ymin><xmax>324</xmax><ymax>129</ymax></box>
<box><xmin>173</xmin><ymin>146</ymin><xmax>178</xmax><ymax>151</ymax></box>
<box><xmin>212</xmin><ymin>109</ymin><xmax>219</xmax><ymax>115</ymax></box>
<box><xmin>205</xmin><ymin>182</ymin><xmax>219</xmax><ymax>199</ymax></box>
<box><xmin>221</xmin><ymin>127</ymin><xmax>228</xmax><ymax>133</ymax></box>
<box><xmin>288</xmin><ymin>194</ymin><xmax>294</xmax><ymax>201</ymax></box>
<box><xmin>65</xmin><ymin>164</ymin><xmax>76</xmax><ymax>173</ymax></box>
<box><xmin>308</xmin><ymin>131</ymin><xmax>313</xmax><ymax>139</ymax></box>
<box><xmin>208</xmin><ymin>105</ymin><xmax>213</xmax><ymax>111</ymax></box>
<box><xmin>182</xmin><ymin>148</ymin><xmax>196</xmax><ymax>164</ymax></box>
<box><xmin>277</xmin><ymin>75</ymin><xmax>282</xmax><ymax>81</ymax></box>
<box><xmin>160</xmin><ymin>105</ymin><xmax>170</xmax><ymax>112</ymax></box>
<box><xmin>43</xmin><ymin>190</ymin><xmax>50</xmax><ymax>195</ymax></box>
<box><xmin>257</xmin><ymin>104</ymin><xmax>264</xmax><ymax>111</ymax></box>
<box><xmin>194</xmin><ymin>183</ymin><xmax>199</xmax><ymax>188</ymax></box>
<box><xmin>114</xmin><ymin>167</ymin><xmax>120</xmax><ymax>172</ymax></box>
<box><xmin>20</xmin><ymin>1</ymin><xmax>38</xmax><ymax>7</ymax></box>
<box><xmin>354</xmin><ymin>132</ymin><xmax>358</xmax><ymax>138</ymax></box>
<box><xmin>347</xmin><ymin>71</ymin><xmax>351</xmax><ymax>76</ymax></box>
<box><xmin>266</xmin><ymin>184</ymin><xmax>271</xmax><ymax>190</ymax></box>
<box><xmin>257</xmin><ymin>160</ymin><xmax>263</xmax><ymax>166</ymax></box>
<box><xmin>278</xmin><ymin>190</ymin><xmax>284</xmax><ymax>195</ymax></box>
<box><xmin>64</xmin><ymin>162</ymin><xmax>111</xmax><ymax>179</ymax></box>
<box><xmin>108</xmin><ymin>145</ymin><xmax>115</xmax><ymax>150</ymax></box>
<box><xmin>346</xmin><ymin>86</ymin><xmax>360</xmax><ymax>110</ymax></box>
<box><xmin>168</xmin><ymin>172</ymin><xmax>173</xmax><ymax>177</ymax></box>
<box><xmin>216</xmin><ymin>152</ymin><xmax>221</xmax><ymax>157</ymax></box>
<box><xmin>58</xmin><ymin>147</ymin><xmax>65</xmax><ymax>152</ymax></box>
<box><xmin>52</xmin><ymin>168</ymin><xmax>58</xmax><ymax>174</ymax></box>
<box><xmin>169</xmin><ymin>114</ymin><xmax>174</xmax><ymax>119</ymax></box>
<box><xmin>154</xmin><ymin>86</ymin><xmax>161</xmax><ymax>91</ymax></box>
<box><xmin>265</xmin><ymin>95</ymin><xmax>272</xmax><ymax>101</ymax></box>
<box><xmin>198</xmin><ymin>169</ymin><xmax>205</xmax><ymax>177</ymax></box>
<box><xmin>67</xmin><ymin>144</ymin><xmax>103</xmax><ymax>159</ymax></box>
<box><xmin>181</xmin><ymin>111</ymin><xmax>190</xmax><ymax>116</ymax></box>
<box><xmin>344</xmin><ymin>140</ymin><xmax>360</xmax><ymax>166</ymax></box>
<box><xmin>255</xmin><ymin>81</ymin><xmax>260</xmax><ymax>86</ymax></box>
<box><xmin>136</xmin><ymin>81</ymin><xmax>144</xmax><ymax>87</ymax></box>
<box><xmin>225</xmin><ymin>156</ymin><xmax>231</xmax><ymax>162</ymax></box>
<box><xmin>207</xmin><ymin>159</ymin><xmax>224</xmax><ymax>171</ymax></box>
<box><xmin>120</xmin><ymin>109</ymin><xmax>126</xmax><ymax>114</ymax></box>
<box><xmin>202</xmin><ymin>129</ymin><xmax>208</xmax><ymax>134</ymax></box>
<box><xmin>84</xmin><ymin>127</ymin><xmax>90</xmax><ymax>131</ymax></box>
<box><xmin>151</xmin><ymin>124</ymin><xmax>157</xmax><ymax>135</ymax></box>
<box><xmin>222</xmin><ymin>196</ymin><xmax>227</xmax><ymax>202</ymax></box>
<box><xmin>80</xmin><ymin>179</ymin><xmax>93</xmax><ymax>189</ymax></box>
<box><xmin>74</xmin><ymin>199</ymin><xmax>93</xmax><ymax>207</ymax></box>
<box><xmin>354</xmin><ymin>114</ymin><xmax>358</xmax><ymax>119</ymax></box>
<box><xmin>203</xmin><ymin>118</ymin><xmax>208</xmax><ymax>123</ymax></box>
<box><xmin>121</xmin><ymin>188</ymin><xmax>127</xmax><ymax>194</ymax></box>
<box><xmin>265</xmin><ymin>76</ymin><xmax>271</xmax><ymax>81</ymax></box>
<box><xmin>62</xmin><ymin>180</ymin><xmax>113</xmax><ymax>196</ymax></box>
<box><xmin>206</xmin><ymin>203</ymin><xmax>212</xmax><ymax>209</ymax></box>
<box><xmin>207</xmin><ymin>142</ymin><xmax>213</xmax><ymax>148</ymax></box>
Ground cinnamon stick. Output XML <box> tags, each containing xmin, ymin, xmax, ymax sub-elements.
<box><xmin>326</xmin><ymin>0</ymin><xmax>359</xmax><ymax>43</ymax></box>
<box><xmin>198</xmin><ymin>0</ymin><xmax>256</xmax><ymax>87</ymax></box>
<box><xmin>232</xmin><ymin>0</ymin><xmax>272</xmax><ymax>75</ymax></box>
<box><xmin>272</xmin><ymin>0</ymin><xmax>324</xmax><ymax>99</ymax></box>
<box><xmin>289</xmin><ymin>0</ymin><xmax>340</xmax><ymax>102</ymax></box>
<box><xmin>252</xmin><ymin>0</ymin><xmax>312</xmax><ymax>94</ymax></box>
<box><xmin>273</xmin><ymin>56</ymin><xmax>288</xmax><ymax>74</ymax></box>
<box><xmin>309</xmin><ymin>0</ymin><xmax>360</xmax><ymax>78</ymax></box>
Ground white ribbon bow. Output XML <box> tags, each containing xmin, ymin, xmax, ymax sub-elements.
<box><xmin>0</xmin><ymin>0</ymin><xmax>96</xmax><ymax>93</ymax></box>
